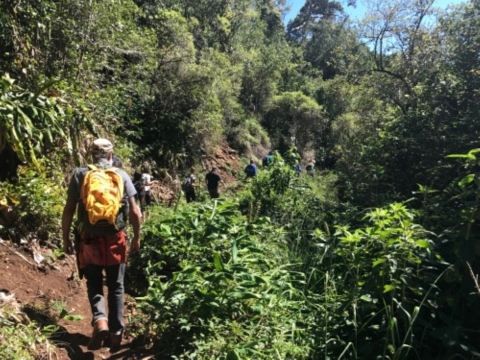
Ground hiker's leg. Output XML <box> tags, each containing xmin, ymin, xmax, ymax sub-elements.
<box><xmin>145</xmin><ymin>191</ymin><xmax>152</xmax><ymax>206</ymax></box>
<box><xmin>83</xmin><ymin>264</ymin><xmax>108</xmax><ymax>325</ymax></box>
<box><xmin>208</xmin><ymin>188</ymin><xmax>220</xmax><ymax>199</ymax></box>
<box><xmin>139</xmin><ymin>192</ymin><xmax>146</xmax><ymax>214</ymax></box>
<box><xmin>105</xmin><ymin>263</ymin><xmax>126</xmax><ymax>334</ymax></box>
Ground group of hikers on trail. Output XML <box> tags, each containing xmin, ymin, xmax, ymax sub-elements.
<box><xmin>61</xmin><ymin>139</ymin><xmax>319</xmax><ymax>352</ymax></box>
<box><xmin>181</xmin><ymin>166</ymin><xmax>225</xmax><ymax>203</ymax></box>
<box><xmin>259</xmin><ymin>150</ymin><xmax>316</xmax><ymax>177</ymax></box>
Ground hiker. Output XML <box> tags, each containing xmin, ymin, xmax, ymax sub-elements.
<box><xmin>132</xmin><ymin>169</ymin><xmax>144</xmax><ymax>202</ymax></box>
<box><xmin>244</xmin><ymin>159</ymin><xmax>258</xmax><ymax>180</ymax></box>
<box><xmin>262</xmin><ymin>151</ymin><xmax>274</xmax><ymax>168</ymax></box>
<box><xmin>306</xmin><ymin>159</ymin><xmax>315</xmax><ymax>177</ymax></box>
<box><xmin>294</xmin><ymin>160</ymin><xmax>302</xmax><ymax>176</ymax></box>
<box><xmin>182</xmin><ymin>167</ymin><xmax>197</xmax><ymax>203</ymax></box>
<box><xmin>112</xmin><ymin>154</ymin><xmax>123</xmax><ymax>168</ymax></box>
<box><xmin>61</xmin><ymin>138</ymin><xmax>141</xmax><ymax>351</ymax></box>
<box><xmin>113</xmin><ymin>155</ymin><xmax>142</xmax><ymax>218</ymax></box>
<box><xmin>205</xmin><ymin>166</ymin><xmax>225</xmax><ymax>199</ymax></box>
<box><xmin>140</xmin><ymin>164</ymin><xmax>158</xmax><ymax>215</ymax></box>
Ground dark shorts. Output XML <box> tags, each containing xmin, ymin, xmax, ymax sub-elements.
<box><xmin>208</xmin><ymin>187</ymin><xmax>220</xmax><ymax>199</ymax></box>
<box><xmin>185</xmin><ymin>189</ymin><xmax>196</xmax><ymax>203</ymax></box>
<box><xmin>144</xmin><ymin>191</ymin><xmax>152</xmax><ymax>206</ymax></box>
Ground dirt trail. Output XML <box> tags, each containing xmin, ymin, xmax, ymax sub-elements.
<box><xmin>0</xmin><ymin>244</ymin><xmax>149</xmax><ymax>359</ymax></box>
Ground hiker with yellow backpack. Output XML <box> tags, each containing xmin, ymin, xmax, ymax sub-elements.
<box><xmin>61</xmin><ymin>139</ymin><xmax>141</xmax><ymax>351</ymax></box>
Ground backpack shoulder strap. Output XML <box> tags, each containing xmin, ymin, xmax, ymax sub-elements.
<box><xmin>87</xmin><ymin>164</ymin><xmax>97</xmax><ymax>171</ymax></box>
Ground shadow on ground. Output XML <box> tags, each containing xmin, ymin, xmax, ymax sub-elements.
<box><xmin>23</xmin><ymin>305</ymin><xmax>156</xmax><ymax>359</ymax></box>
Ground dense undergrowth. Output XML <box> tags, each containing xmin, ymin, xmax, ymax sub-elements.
<box><xmin>122</xmin><ymin>162</ymin><xmax>456</xmax><ymax>359</ymax></box>
<box><xmin>2</xmin><ymin>154</ymin><xmax>480</xmax><ymax>359</ymax></box>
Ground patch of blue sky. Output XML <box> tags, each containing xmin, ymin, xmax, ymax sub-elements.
<box><xmin>283</xmin><ymin>0</ymin><xmax>467</xmax><ymax>24</ymax></box>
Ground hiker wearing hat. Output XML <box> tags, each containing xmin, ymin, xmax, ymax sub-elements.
<box><xmin>62</xmin><ymin>138</ymin><xmax>142</xmax><ymax>351</ymax></box>
<box><xmin>306</xmin><ymin>159</ymin><xmax>316</xmax><ymax>177</ymax></box>
<box><xmin>205</xmin><ymin>166</ymin><xmax>225</xmax><ymax>198</ymax></box>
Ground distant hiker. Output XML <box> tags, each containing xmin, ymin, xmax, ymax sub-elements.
<box><xmin>262</xmin><ymin>151</ymin><xmax>274</xmax><ymax>168</ymax></box>
<box><xmin>132</xmin><ymin>169</ymin><xmax>144</xmax><ymax>201</ymax></box>
<box><xmin>294</xmin><ymin>160</ymin><xmax>302</xmax><ymax>176</ymax></box>
<box><xmin>112</xmin><ymin>154</ymin><xmax>123</xmax><ymax>168</ymax></box>
<box><xmin>244</xmin><ymin>159</ymin><xmax>258</xmax><ymax>180</ymax></box>
<box><xmin>113</xmin><ymin>155</ymin><xmax>142</xmax><ymax>218</ymax></box>
<box><xmin>140</xmin><ymin>165</ymin><xmax>158</xmax><ymax>215</ymax></box>
<box><xmin>205</xmin><ymin>166</ymin><xmax>225</xmax><ymax>199</ymax></box>
<box><xmin>306</xmin><ymin>159</ymin><xmax>315</xmax><ymax>177</ymax></box>
<box><xmin>182</xmin><ymin>168</ymin><xmax>197</xmax><ymax>203</ymax></box>
<box><xmin>62</xmin><ymin>138</ymin><xmax>141</xmax><ymax>351</ymax></box>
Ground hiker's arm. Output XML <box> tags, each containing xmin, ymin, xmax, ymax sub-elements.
<box><xmin>61</xmin><ymin>197</ymin><xmax>77</xmax><ymax>255</ymax></box>
<box><xmin>145</xmin><ymin>179</ymin><xmax>159</xmax><ymax>186</ymax></box>
<box><xmin>128</xmin><ymin>196</ymin><xmax>142</xmax><ymax>252</ymax></box>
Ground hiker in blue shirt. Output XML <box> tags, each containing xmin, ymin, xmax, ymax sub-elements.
<box><xmin>294</xmin><ymin>160</ymin><xmax>302</xmax><ymax>177</ymax></box>
<box><xmin>262</xmin><ymin>151</ymin><xmax>274</xmax><ymax>168</ymax></box>
<box><xmin>244</xmin><ymin>159</ymin><xmax>258</xmax><ymax>180</ymax></box>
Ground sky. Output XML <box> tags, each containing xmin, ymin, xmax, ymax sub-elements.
<box><xmin>283</xmin><ymin>0</ymin><xmax>468</xmax><ymax>24</ymax></box>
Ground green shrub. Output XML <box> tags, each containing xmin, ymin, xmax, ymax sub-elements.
<box><xmin>0</xmin><ymin>162</ymin><xmax>65</xmax><ymax>245</ymax></box>
<box><xmin>309</xmin><ymin>203</ymin><xmax>443</xmax><ymax>359</ymax></box>
<box><xmin>131</xmin><ymin>200</ymin><xmax>315</xmax><ymax>358</ymax></box>
<box><xmin>0</xmin><ymin>313</ymin><xmax>57</xmax><ymax>360</ymax></box>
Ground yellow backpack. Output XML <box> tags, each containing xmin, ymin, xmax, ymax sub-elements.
<box><xmin>80</xmin><ymin>165</ymin><xmax>124</xmax><ymax>228</ymax></box>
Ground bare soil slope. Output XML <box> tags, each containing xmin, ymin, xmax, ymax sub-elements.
<box><xmin>0</xmin><ymin>244</ymin><xmax>148</xmax><ymax>359</ymax></box>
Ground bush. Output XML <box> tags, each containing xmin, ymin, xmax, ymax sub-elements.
<box><xmin>130</xmin><ymin>199</ymin><xmax>316</xmax><ymax>358</ymax></box>
<box><xmin>0</xmin><ymin>162</ymin><xmax>65</xmax><ymax>245</ymax></box>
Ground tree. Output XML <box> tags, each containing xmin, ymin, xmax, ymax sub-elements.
<box><xmin>286</xmin><ymin>0</ymin><xmax>343</xmax><ymax>43</ymax></box>
<box><xmin>0</xmin><ymin>75</ymin><xmax>96</xmax><ymax>179</ymax></box>
<box><xmin>263</xmin><ymin>91</ymin><xmax>324</xmax><ymax>154</ymax></box>
<box><xmin>360</xmin><ymin>0</ymin><xmax>440</xmax><ymax>113</ymax></box>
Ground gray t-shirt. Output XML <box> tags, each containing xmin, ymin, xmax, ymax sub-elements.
<box><xmin>67</xmin><ymin>165</ymin><xmax>136</xmax><ymax>234</ymax></box>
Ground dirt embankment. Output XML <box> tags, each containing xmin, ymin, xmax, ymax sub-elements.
<box><xmin>0</xmin><ymin>243</ymin><xmax>149</xmax><ymax>359</ymax></box>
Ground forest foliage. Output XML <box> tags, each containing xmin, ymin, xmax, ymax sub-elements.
<box><xmin>1</xmin><ymin>0</ymin><xmax>480</xmax><ymax>358</ymax></box>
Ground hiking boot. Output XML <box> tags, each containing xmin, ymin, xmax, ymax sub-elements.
<box><xmin>87</xmin><ymin>319</ymin><xmax>109</xmax><ymax>351</ymax></box>
<box><xmin>109</xmin><ymin>330</ymin><xmax>123</xmax><ymax>351</ymax></box>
